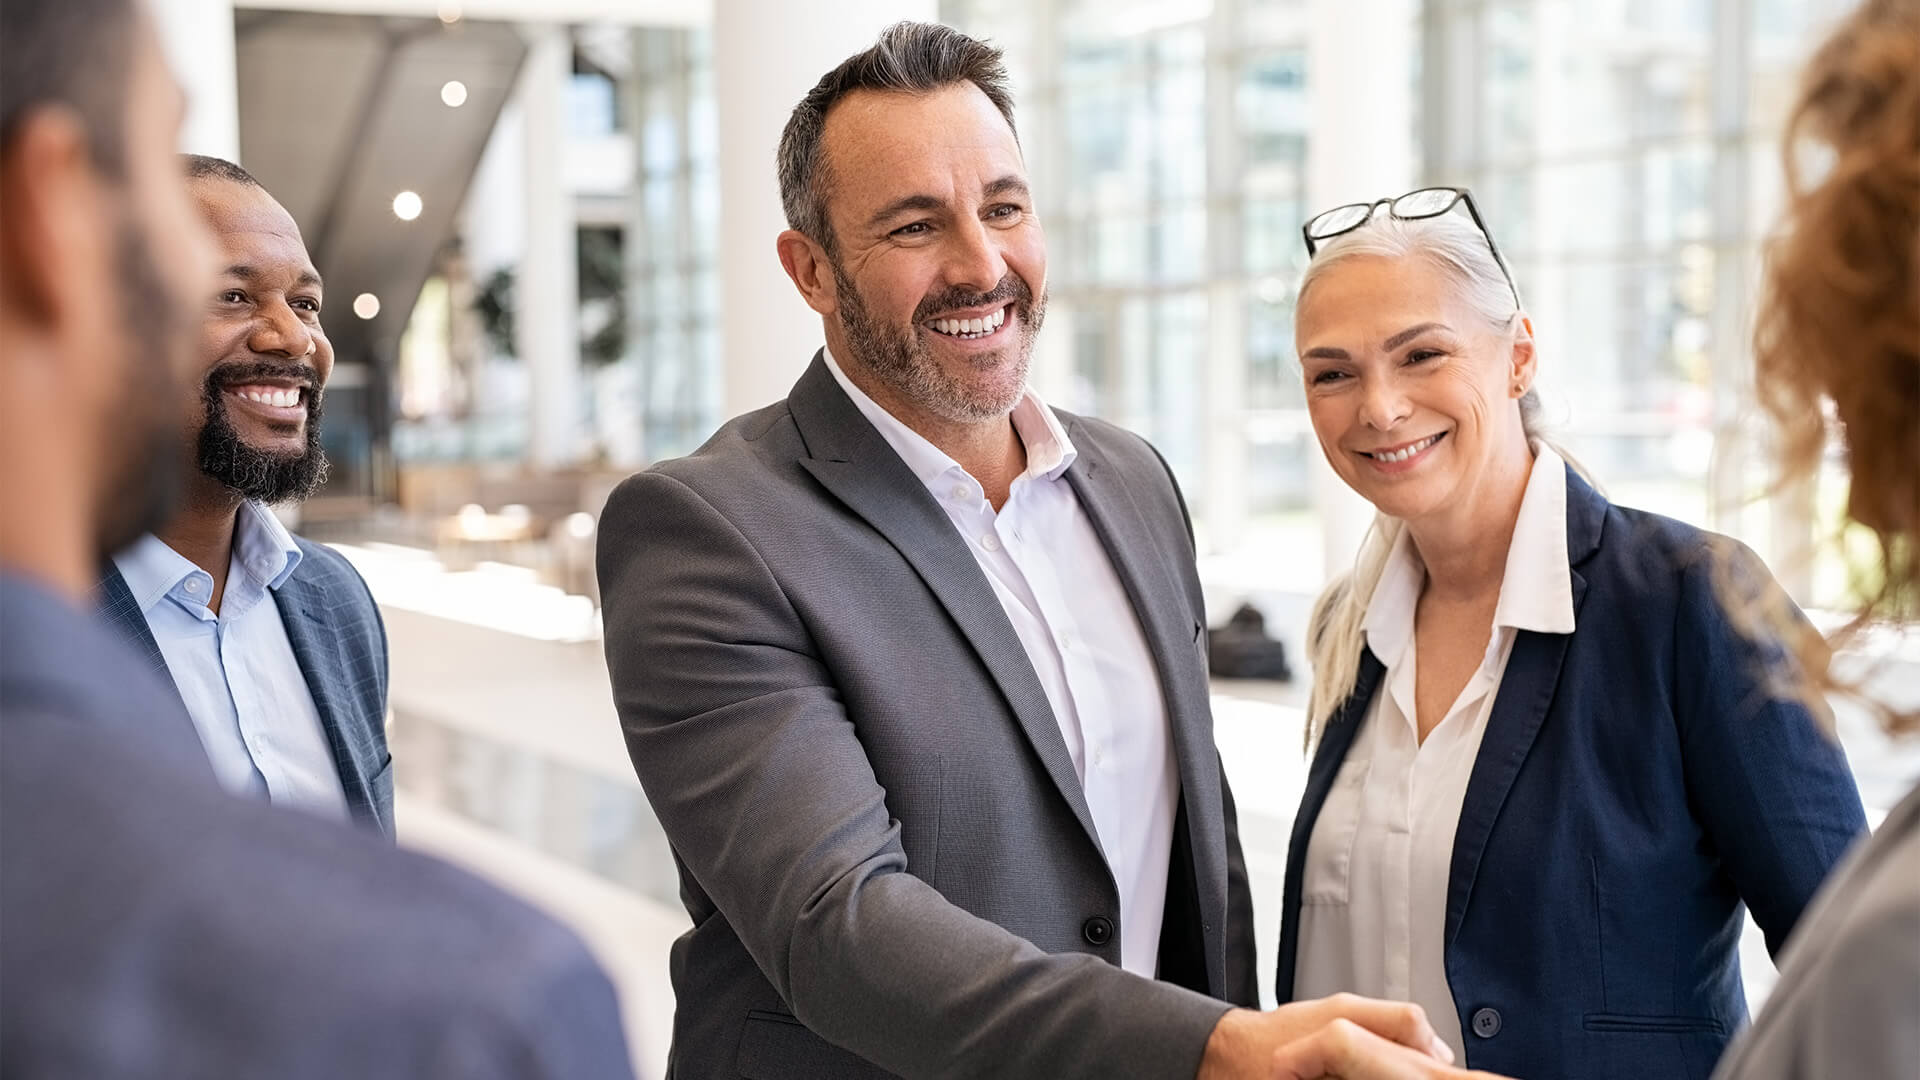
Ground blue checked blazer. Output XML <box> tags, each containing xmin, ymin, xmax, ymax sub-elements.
<box><xmin>98</xmin><ymin>537</ymin><xmax>393</xmax><ymax>836</ymax></box>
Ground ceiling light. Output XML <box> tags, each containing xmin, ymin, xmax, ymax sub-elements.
<box><xmin>392</xmin><ymin>191</ymin><xmax>423</xmax><ymax>221</ymax></box>
<box><xmin>353</xmin><ymin>293</ymin><xmax>381</xmax><ymax>320</ymax></box>
<box><xmin>441</xmin><ymin>80</ymin><xmax>468</xmax><ymax>108</ymax></box>
<box><xmin>436</xmin><ymin>0</ymin><xmax>461</xmax><ymax>24</ymax></box>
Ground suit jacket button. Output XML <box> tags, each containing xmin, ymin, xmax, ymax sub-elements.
<box><xmin>1082</xmin><ymin>916</ymin><xmax>1113</xmax><ymax>946</ymax></box>
<box><xmin>1471</xmin><ymin>1007</ymin><xmax>1502</xmax><ymax>1039</ymax></box>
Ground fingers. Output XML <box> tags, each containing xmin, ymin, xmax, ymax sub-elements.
<box><xmin>1271</xmin><ymin>1020</ymin><xmax>1508</xmax><ymax>1080</ymax></box>
<box><xmin>1304</xmin><ymin>993</ymin><xmax>1452</xmax><ymax>1064</ymax></box>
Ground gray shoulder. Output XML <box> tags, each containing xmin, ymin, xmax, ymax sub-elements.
<box><xmin>1719</xmin><ymin>813</ymin><xmax>1920</xmax><ymax>1078</ymax></box>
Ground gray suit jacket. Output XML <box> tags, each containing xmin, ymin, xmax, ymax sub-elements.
<box><xmin>99</xmin><ymin>536</ymin><xmax>395</xmax><ymax>835</ymax></box>
<box><xmin>597</xmin><ymin>354</ymin><xmax>1258</xmax><ymax>1080</ymax></box>
<box><xmin>0</xmin><ymin>572</ymin><xmax>634</xmax><ymax>1079</ymax></box>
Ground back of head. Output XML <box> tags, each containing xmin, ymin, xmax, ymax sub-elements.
<box><xmin>0</xmin><ymin>0</ymin><xmax>137</xmax><ymax>175</ymax></box>
<box><xmin>1751</xmin><ymin>0</ymin><xmax>1920</xmax><ymax>730</ymax></box>
<box><xmin>777</xmin><ymin>21</ymin><xmax>1015</xmax><ymax>252</ymax></box>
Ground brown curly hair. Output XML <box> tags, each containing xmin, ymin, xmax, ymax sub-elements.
<box><xmin>1750</xmin><ymin>0</ymin><xmax>1920</xmax><ymax>732</ymax></box>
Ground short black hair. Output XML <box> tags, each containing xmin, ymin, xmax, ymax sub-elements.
<box><xmin>183</xmin><ymin>153</ymin><xmax>262</xmax><ymax>188</ymax></box>
<box><xmin>777</xmin><ymin>22</ymin><xmax>1017</xmax><ymax>253</ymax></box>
<box><xmin>0</xmin><ymin>0</ymin><xmax>140</xmax><ymax>179</ymax></box>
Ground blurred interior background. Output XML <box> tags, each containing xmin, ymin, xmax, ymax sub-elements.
<box><xmin>149</xmin><ymin>0</ymin><xmax>1915</xmax><ymax>1075</ymax></box>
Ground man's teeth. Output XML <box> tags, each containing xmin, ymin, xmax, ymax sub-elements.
<box><xmin>232</xmin><ymin>387</ymin><xmax>302</xmax><ymax>408</ymax></box>
<box><xmin>929</xmin><ymin>307</ymin><xmax>1008</xmax><ymax>339</ymax></box>
<box><xmin>1369</xmin><ymin>434</ymin><xmax>1440</xmax><ymax>463</ymax></box>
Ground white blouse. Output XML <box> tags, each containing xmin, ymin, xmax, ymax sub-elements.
<box><xmin>1294</xmin><ymin>447</ymin><xmax>1576</xmax><ymax>1061</ymax></box>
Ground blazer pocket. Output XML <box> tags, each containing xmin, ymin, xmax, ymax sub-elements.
<box><xmin>1301</xmin><ymin>753</ymin><xmax>1370</xmax><ymax>905</ymax></box>
<box><xmin>735</xmin><ymin>1010</ymin><xmax>892</xmax><ymax>1080</ymax></box>
<box><xmin>1582</xmin><ymin>1013</ymin><xmax>1726</xmax><ymax>1035</ymax></box>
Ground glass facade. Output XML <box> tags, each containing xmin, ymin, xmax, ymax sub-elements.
<box><xmin>940</xmin><ymin>0</ymin><xmax>1853</xmax><ymax>601</ymax></box>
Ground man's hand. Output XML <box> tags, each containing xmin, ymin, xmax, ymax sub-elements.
<box><xmin>1269</xmin><ymin>1019</ymin><xmax>1514</xmax><ymax>1080</ymax></box>
<box><xmin>1196</xmin><ymin>994</ymin><xmax>1454</xmax><ymax>1080</ymax></box>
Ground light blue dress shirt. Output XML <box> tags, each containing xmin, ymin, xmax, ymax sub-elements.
<box><xmin>111</xmin><ymin>502</ymin><xmax>349</xmax><ymax>821</ymax></box>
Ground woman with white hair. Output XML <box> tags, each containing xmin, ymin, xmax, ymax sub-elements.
<box><xmin>1267</xmin><ymin>189</ymin><xmax>1866</xmax><ymax>1080</ymax></box>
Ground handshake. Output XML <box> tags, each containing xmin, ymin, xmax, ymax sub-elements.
<box><xmin>1198</xmin><ymin>996</ymin><xmax>1507</xmax><ymax>1080</ymax></box>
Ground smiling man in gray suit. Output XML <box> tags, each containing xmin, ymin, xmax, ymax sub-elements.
<box><xmin>597</xmin><ymin>22</ymin><xmax>1448</xmax><ymax>1080</ymax></box>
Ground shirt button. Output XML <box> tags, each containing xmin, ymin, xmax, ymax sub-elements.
<box><xmin>1470</xmin><ymin>1007</ymin><xmax>1502</xmax><ymax>1039</ymax></box>
<box><xmin>950</xmin><ymin>484</ymin><xmax>971</xmax><ymax>501</ymax></box>
<box><xmin>184</xmin><ymin>578</ymin><xmax>202</xmax><ymax>593</ymax></box>
<box><xmin>1057</xmin><ymin>632</ymin><xmax>1073</xmax><ymax>651</ymax></box>
<box><xmin>980</xmin><ymin>534</ymin><xmax>1001</xmax><ymax>552</ymax></box>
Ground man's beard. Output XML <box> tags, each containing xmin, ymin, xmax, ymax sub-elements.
<box><xmin>831</xmin><ymin>261</ymin><xmax>1048</xmax><ymax>424</ymax></box>
<box><xmin>98</xmin><ymin>220</ymin><xmax>191</xmax><ymax>558</ymax></box>
<box><xmin>197</xmin><ymin>361</ymin><xmax>330</xmax><ymax>504</ymax></box>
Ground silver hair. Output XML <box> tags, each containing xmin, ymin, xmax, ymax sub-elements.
<box><xmin>776</xmin><ymin>21</ymin><xmax>1017</xmax><ymax>254</ymax></box>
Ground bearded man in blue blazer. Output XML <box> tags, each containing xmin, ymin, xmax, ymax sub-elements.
<box><xmin>100</xmin><ymin>155</ymin><xmax>391</xmax><ymax>835</ymax></box>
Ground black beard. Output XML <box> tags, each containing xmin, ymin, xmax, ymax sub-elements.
<box><xmin>196</xmin><ymin>363</ymin><xmax>330</xmax><ymax>504</ymax></box>
<box><xmin>831</xmin><ymin>263</ymin><xmax>1048</xmax><ymax>424</ymax></box>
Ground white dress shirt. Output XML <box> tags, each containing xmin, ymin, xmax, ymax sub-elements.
<box><xmin>1294</xmin><ymin>447</ymin><xmax>1575</xmax><ymax>1059</ymax></box>
<box><xmin>111</xmin><ymin>502</ymin><xmax>349</xmax><ymax>821</ymax></box>
<box><xmin>825</xmin><ymin>349</ymin><xmax>1179</xmax><ymax>977</ymax></box>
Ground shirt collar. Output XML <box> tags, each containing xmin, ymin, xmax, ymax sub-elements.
<box><xmin>233</xmin><ymin>500</ymin><xmax>304</xmax><ymax>592</ymax></box>
<box><xmin>1362</xmin><ymin>444</ymin><xmax>1577</xmax><ymax>663</ymax></box>
<box><xmin>108</xmin><ymin>501</ymin><xmax>303</xmax><ymax>615</ymax></box>
<box><xmin>822</xmin><ymin>346</ymin><xmax>1078</xmax><ymax>495</ymax></box>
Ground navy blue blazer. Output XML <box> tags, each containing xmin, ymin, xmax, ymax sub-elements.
<box><xmin>1276</xmin><ymin>468</ymin><xmax>1866</xmax><ymax>1080</ymax></box>
<box><xmin>99</xmin><ymin>536</ymin><xmax>394</xmax><ymax>836</ymax></box>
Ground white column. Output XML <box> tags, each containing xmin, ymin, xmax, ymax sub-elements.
<box><xmin>1306</xmin><ymin>0</ymin><xmax>1416</xmax><ymax>581</ymax></box>
<box><xmin>518</xmin><ymin>24</ymin><xmax>582</xmax><ymax>469</ymax></box>
<box><xmin>713</xmin><ymin>0</ymin><xmax>937</xmax><ymax>419</ymax></box>
<box><xmin>148</xmin><ymin>0</ymin><xmax>240</xmax><ymax>160</ymax></box>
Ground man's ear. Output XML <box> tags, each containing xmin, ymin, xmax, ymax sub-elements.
<box><xmin>0</xmin><ymin>105</ymin><xmax>110</xmax><ymax>334</ymax></box>
<box><xmin>776</xmin><ymin>229</ymin><xmax>838</xmax><ymax>318</ymax></box>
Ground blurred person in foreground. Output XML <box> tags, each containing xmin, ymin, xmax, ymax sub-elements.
<box><xmin>596</xmin><ymin>20</ymin><xmax>1450</xmax><ymax>1079</ymax></box>
<box><xmin>0</xmin><ymin>2</ymin><xmax>632</xmax><ymax>1076</ymax></box>
<box><xmin>98</xmin><ymin>153</ymin><xmax>393</xmax><ymax>836</ymax></box>
<box><xmin>1712</xmin><ymin>0</ymin><xmax>1920</xmax><ymax>1074</ymax></box>
<box><xmin>1269</xmin><ymin>189</ymin><xmax>1862</xmax><ymax>1078</ymax></box>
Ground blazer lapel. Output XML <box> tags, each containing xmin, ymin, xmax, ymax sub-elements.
<box><xmin>97</xmin><ymin>565</ymin><xmax>174</xmax><ymax>683</ymax></box>
<box><xmin>1276</xmin><ymin>651</ymin><xmax>1384</xmax><ymax>1001</ymax></box>
<box><xmin>274</xmin><ymin>574</ymin><xmax>383</xmax><ymax>832</ymax></box>
<box><xmin>1444</xmin><ymin>464</ymin><xmax>1605</xmax><ymax>947</ymax></box>
<box><xmin>1061</xmin><ymin>423</ymin><xmax>1229</xmax><ymax>985</ymax></box>
<box><xmin>788</xmin><ymin>355</ymin><xmax>1102</xmax><ymax>852</ymax></box>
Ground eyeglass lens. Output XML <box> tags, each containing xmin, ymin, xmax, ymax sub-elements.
<box><xmin>1307</xmin><ymin>203</ymin><xmax>1373</xmax><ymax>238</ymax></box>
<box><xmin>1391</xmin><ymin>187</ymin><xmax>1460</xmax><ymax>218</ymax></box>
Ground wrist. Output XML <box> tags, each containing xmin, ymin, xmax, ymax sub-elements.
<box><xmin>1196</xmin><ymin>1008</ymin><xmax>1259</xmax><ymax>1080</ymax></box>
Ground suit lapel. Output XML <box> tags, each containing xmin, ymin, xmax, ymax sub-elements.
<box><xmin>1444</xmin><ymin>464</ymin><xmax>1605</xmax><ymax>946</ymax></box>
<box><xmin>1277</xmin><ymin>652</ymin><xmax>1383</xmax><ymax>1001</ymax></box>
<box><xmin>97</xmin><ymin>566</ymin><xmax>175</xmax><ymax>684</ymax></box>
<box><xmin>274</xmin><ymin>572</ymin><xmax>383</xmax><ymax>832</ymax></box>
<box><xmin>1061</xmin><ymin>424</ymin><xmax>1228</xmax><ymax>983</ymax></box>
<box><xmin>789</xmin><ymin>355</ymin><xmax>1102</xmax><ymax>852</ymax></box>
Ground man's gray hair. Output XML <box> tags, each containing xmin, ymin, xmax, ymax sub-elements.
<box><xmin>777</xmin><ymin>21</ymin><xmax>1017</xmax><ymax>253</ymax></box>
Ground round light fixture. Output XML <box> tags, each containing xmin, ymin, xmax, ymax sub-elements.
<box><xmin>353</xmin><ymin>293</ymin><xmax>381</xmax><ymax>320</ymax></box>
<box><xmin>392</xmin><ymin>190</ymin><xmax>423</xmax><ymax>221</ymax></box>
<box><xmin>436</xmin><ymin>0</ymin><xmax>461</xmax><ymax>24</ymax></box>
<box><xmin>441</xmin><ymin>80</ymin><xmax>468</xmax><ymax>108</ymax></box>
